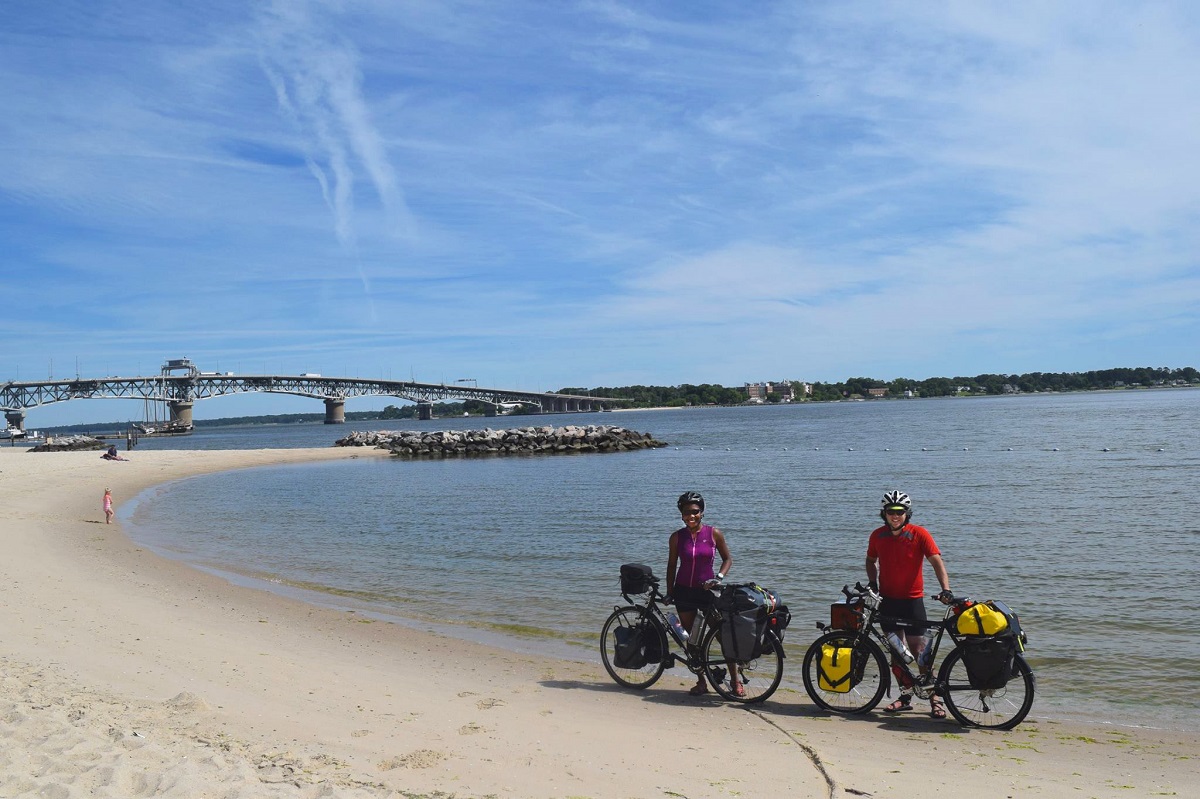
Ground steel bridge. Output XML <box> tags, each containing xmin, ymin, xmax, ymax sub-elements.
<box><xmin>1</xmin><ymin>369</ymin><xmax>627</xmax><ymax>430</ymax></box>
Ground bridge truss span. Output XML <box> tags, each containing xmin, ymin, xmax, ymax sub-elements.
<box><xmin>1</xmin><ymin>374</ymin><xmax>629</xmax><ymax>428</ymax></box>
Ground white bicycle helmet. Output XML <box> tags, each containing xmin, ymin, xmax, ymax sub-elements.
<box><xmin>880</xmin><ymin>490</ymin><xmax>912</xmax><ymax>520</ymax></box>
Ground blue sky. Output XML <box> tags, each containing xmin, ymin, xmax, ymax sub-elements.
<box><xmin>3</xmin><ymin>2</ymin><xmax>1199</xmax><ymax>425</ymax></box>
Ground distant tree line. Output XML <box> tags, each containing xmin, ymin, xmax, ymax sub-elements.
<box><xmin>559</xmin><ymin>384</ymin><xmax>746</xmax><ymax>408</ymax></box>
<box><xmin>565</xmin><ymin>366</ymin><xmax>1199</xmax><ymax>407</ymax></box>
<box><xmin>805</xmin><ymin>366</ymin><xmax>1200</xmax><ymax>402</ymax></box>
<box><xmin>379</xmin><ymin>401</ymin><xmax>475</xmax><ymax>419</ymax></box>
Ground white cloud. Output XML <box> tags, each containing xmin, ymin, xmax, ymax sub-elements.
<box><xmin>2</xmin><ymin>2</ymin><xmax>1199</xmax><ymax>417</ymax></box>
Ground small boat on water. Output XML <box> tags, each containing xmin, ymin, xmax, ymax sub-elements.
<box><xmin>133</xmin><ymin>420</ymin><xmax>193</xmax><ymax>435</ymax></box>
<box><xmin>1</xmin><ymin>427</ymin><xmax>42</xmax><ymax>440</ymax></box>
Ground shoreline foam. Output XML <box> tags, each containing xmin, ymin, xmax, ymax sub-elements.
<box><xmin>0</xmin><ymin>447</ymin><xmax>1194</xmax><ymax>798</ymax></box>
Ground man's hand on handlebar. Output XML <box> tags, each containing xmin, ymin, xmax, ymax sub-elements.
<box><xmin>935</xmin><ymin>589</ymin><xmax>954</xmax><ymax>604</ymax></box>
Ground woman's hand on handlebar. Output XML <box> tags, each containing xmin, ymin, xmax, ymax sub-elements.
<box><xmin>703</xmin><ymin>577</ymin><xmax>723</xmax><ymax>590</ymax></box>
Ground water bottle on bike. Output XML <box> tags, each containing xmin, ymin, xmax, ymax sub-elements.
<box><xmin>886</xmin><ymin>632</ymin><xmax>916</xmax><ymax>688</ymax></box>
<box><xmin>886</xmin><ymin>632</ymin><xmax>914</xmax><ymax>663</ymax></box>
<box><xmin>666</xmin><ymin>613</ymin><xmax>688</xmax><ymax>641</ymax></box>
<box><xmin>917</xmin><ymin>630</ymin><xmax>936</xmax><ymax>670</ymax></box>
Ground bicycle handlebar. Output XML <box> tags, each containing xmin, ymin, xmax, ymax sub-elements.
<box><xmin>841</xmin><ymin>582</ymin><xmax>969</xmax><ymax>607</ymax></box>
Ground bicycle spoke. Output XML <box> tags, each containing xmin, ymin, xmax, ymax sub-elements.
<box><xmin>701</xmin><ymin>623</ymin><xmax>784</xmax><ymax>703</ymax></box>
<box><xmin>600</xmin><ymin>606</ymin><xmax>667</xmax><ymax>690</ymax></box>
<box><xmin>939</xmin><ymin>648</ymin><xmax>1035</xmax><ymax>729</ymax></box>
<box><xmin>802</xmin><ymin>631</ymin><xmax>888</xmax><ymax>713</ymax></box>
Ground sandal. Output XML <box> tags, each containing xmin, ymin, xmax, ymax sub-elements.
<box><xmin>929</xmin><ymin>697</ymin><xmax>946</xmax><ymax>719</ymax></box>
<box><xmin>688</xmin><ymin>683</ymin><xmax>708</xmax><ymax>696</ymax></box>
<box><xmin>882</xmin><ymin>695</ymin><xmax>913</xmax><ymax>713</ymax></box>
<box><xmin>732</xmin><ymin>683</ymin><xmax>746</xmax><ymax>698</ymax></box>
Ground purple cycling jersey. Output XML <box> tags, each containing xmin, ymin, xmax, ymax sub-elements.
<box><xmin>675</xmin><ymin>524</ymin><xmax>716</xmax><ymax>588</ymax></box>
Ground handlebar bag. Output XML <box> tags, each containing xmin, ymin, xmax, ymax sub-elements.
<box><xmin>817</xmin><ymin>643</ymin><xmax>854</xmax><ymax>692</ymax></box>
<box><xmin>830</xmin><ymin>599</ymin><xmax>864</xmax><ymax>631</ymax></box>
<box><xmin>619</xmin><ymin>563</ymin><xmax>655</xmax><ymax>595</ymax></box>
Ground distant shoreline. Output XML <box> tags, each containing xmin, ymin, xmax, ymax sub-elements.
<box><xmin>28</xmin><ymin>382</ymin><xmax>1198</xmax><ymax>434</ymax></box>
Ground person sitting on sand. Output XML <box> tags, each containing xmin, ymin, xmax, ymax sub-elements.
<box><xmin>101</xmin><ymin>445</ymin><xmax>128</xmax><ymax>461</ymax></box>
<box><xmin>665</xmin><ymin>491</ymin><xmax>736</xmax><ymax>696</ymax></box>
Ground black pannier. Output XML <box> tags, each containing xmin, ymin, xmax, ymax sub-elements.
<box><xmin>613</xmin><ymin>624</ymin><xmax>647</xmax><ymax>669</ymax></box>
<box><xmin>766</xmin><ymin>605</ymin><xmax>791</xmax><ymax>643</ymax></box>
<box><xmin>620</xmin><ymin>563</ymin><xmax>655</xmax><ymax>595</ymax></box>
<box><xmin>961</xmin><ymin>635</ymin><xmax>1019</xmax><ymax>690</ymax></box>
<box><xmin>715</xmin><ymin>583</ymin><xmax>780</xmax><ymax>660</ymax></box>
<box><xmin>613</xmin><ymin>618</ymin><xmax>661</xmax><ymax>668</ymax></box>
<box><xmin>956</xmin><ymin>598</ymin><xmax>1027</xmax><ymax>691</ymax></box>
<box><xmin>642</xmin><ymin>622</ymin><xmax>663</xmax><ymax>663</ymax></box>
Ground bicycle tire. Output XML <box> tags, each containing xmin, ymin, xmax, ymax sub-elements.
<box><xmin>801</xmin><ymin>630</ymin><xmax>889</xmax><ymax>713</ymax></box>
<box><xmin>600</xmin><ymin>606</ymin><xmax>668</xmax><ymax>690</ymax></box>
<box><xmin>700</xmin><ymin>622</ymin><xmax>785</xmax><ymax>704</ymax></box>
<box><xmin>938</xmin><ymin>648</ymin><xmax>1035</xmax><ymax>730</ymax></box>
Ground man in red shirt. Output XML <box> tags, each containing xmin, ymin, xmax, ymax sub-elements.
<box><xmin>865</xmin><ymin>490</ymin><xmax>952</xmax><ymax>717</ymax></box>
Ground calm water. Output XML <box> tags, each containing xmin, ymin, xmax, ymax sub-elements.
<box><xmin>122</xmin><ymin>390</ymin><xmax>1200</xmax><ymax>731</ymax></box>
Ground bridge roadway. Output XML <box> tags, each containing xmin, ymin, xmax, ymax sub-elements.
<box><xmin>0</xmin><ymin>374</ymin><xmax>628</xmax><ymax>430</ymax></box>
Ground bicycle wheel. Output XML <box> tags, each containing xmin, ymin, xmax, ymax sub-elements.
<box><xmin>600</xmin><ymin>606</ymin><xmax>668</xmax><ymax>690</ymax></box>
<box><xmin>700</xmin><ymin>623</ymin><xmax>785</xmax><ymax>703</ymax></box>
<box><xmin>938</xmin><ymin>648</ymin><xmax>1035</xmax><ymax>730</ymax></box>
<box><xmin>801</xmin><ymin>631</ymin><xmax>889</xmax><ymax>713</ymax></box>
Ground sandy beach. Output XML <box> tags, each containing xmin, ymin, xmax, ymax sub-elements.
<box><xmin>0</xmin><ymin>446</ymin><xmax>1194</xmax><ymax>798</ymax></box>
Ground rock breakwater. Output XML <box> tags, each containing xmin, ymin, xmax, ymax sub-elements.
<box><xmin>335</xmin><ymin>425</ymin><xmax>667</xmax><ymax>457</ymax></box>
<box><xmin>27</xmin><ymin>435</ymin><xmax>107</xmax><ymax>452</ymax></box>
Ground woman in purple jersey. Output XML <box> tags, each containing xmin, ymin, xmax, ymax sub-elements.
<box><xmin>665</xmin><ymin>491</ymin><xmax>735</xmax><ymax>696</ymax></box>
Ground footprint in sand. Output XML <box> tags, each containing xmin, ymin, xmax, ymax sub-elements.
<box><xmin>379</xmin><ymin>749</ymin><xmax>446</xmax><ymax>770</ymax></box>
<box><xmin>476</xmin><ymin>698</ymin><xmax>505</xmax><ymax>710</ymax></box>
<box><xmin>458</xmin><ymin>722</ymin><xmax>486</xmax><ymax>735</ymax></box>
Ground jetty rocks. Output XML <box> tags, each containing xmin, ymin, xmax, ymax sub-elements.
<box><xmin>335</xmin><ymin>425</ymin><xmax>667</xmax><ymax>457</ymax></box>
<box><xmin>27</xmin><ymin>435</ymin><xmax>107</xmax><ymax>452</ymax></box>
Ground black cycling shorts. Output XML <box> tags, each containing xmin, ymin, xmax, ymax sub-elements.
<box><xmin>880</xmin><ymin>596</ymin><xmax>927</xmax><ymax>636</ymax></box>
<box><xmin>672</xmin><ymin>584</ymin><xmax>716</xmax><ymax>613</ymax></box>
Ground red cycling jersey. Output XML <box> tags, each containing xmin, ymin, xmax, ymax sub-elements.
<box><xmin>867</xmin><ymin>523</ymin><xmax>941</xmax><ymax>599</ymax></box>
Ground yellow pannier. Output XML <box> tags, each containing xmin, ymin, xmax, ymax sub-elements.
<box><xmin>956</xmin><ymin>602</ymin><xmax>1010</xmax><ymax>637</ymax></box>
<box><xmin>817</xmin><ymin>643</ymin><xmax>854</xmax><ymax>692</ymax></box>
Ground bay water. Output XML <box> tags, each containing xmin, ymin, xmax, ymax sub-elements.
<box><xmin>121</xmin><ymin>390</ymin><xmax>1200</xmax><ymax>731</ymax></box>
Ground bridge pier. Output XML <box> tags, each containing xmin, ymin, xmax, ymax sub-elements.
<box><xmin>323</xmin><ymin>399</ymin><xmax>346</xmax><ymax>424</ymax></box>
<box><xmin>484</xmin><ymin>404</ymin><xmax>498</xmax><ymax>417</ymax></box>
<box><xmin>168</xmin><ymin>401</ymin><xmax>193</xmax><ymax>429</ymax></box>
<box><xmin>4</xmin><ymin>410</ymin><xmax>24</xmax><ymax>431</ymax></box>
<box><xmin>416</xmin><ymin>402</ymin><xmax>433</xmax><ymax>421</ymax></box>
